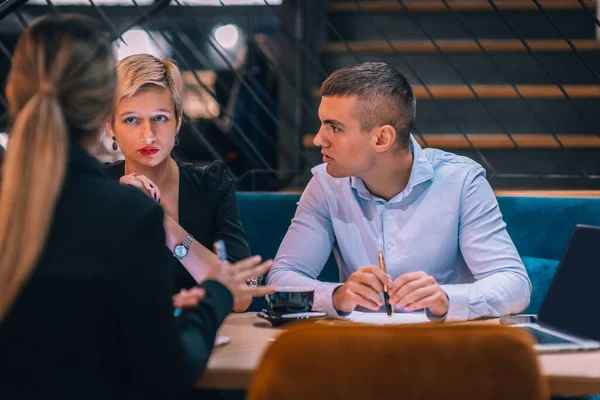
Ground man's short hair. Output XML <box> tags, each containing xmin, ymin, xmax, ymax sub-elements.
<box><xmin>320</xmin><ymin>62</ymin><xmax>416</xmax><ymax>148</ymax></box>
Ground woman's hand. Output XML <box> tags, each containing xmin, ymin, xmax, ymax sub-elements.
<box><xmin>173</xmin><ymin>287</ymin><xmax>206</xmax><ymax>309</ymax></box>
<box><xmin>233</xmin><ymin>291</ymin><xmax>253</xmax><ymax>313</ymax></box>
<box><xmin>206</xmin><ymin>256</ymin><xmax>275</xmax><ymax>307</ymax></box>
<box><xmin>120</xmin><ymin>172</ymin><xmax>161</xmax><ymax>203</ymax></box>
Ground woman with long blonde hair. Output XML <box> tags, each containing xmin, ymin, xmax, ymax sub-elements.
<box><xmin>0</xmin><ymin>14</ymin><xmax>271</xmax><ymax>399</ymax></box>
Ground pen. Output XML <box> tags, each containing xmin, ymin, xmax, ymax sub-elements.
<box><xmin>378</xmin><ymin>250</ymin><xmax>393</xmax><ymax>318</ymax></box>
<box><xmin>214</xmin><ymin>240</ymin><xmax>227</xmax><ymax>262</ymax></box>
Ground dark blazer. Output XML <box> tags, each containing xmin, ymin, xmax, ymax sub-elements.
<box><xmin>107</xmin><ymin>160</ymin><xmax>251</xmax><ymax>292</ymax></box>
<box><xmin>0</xmin><ymin>144</ymin><xmax>232</xmax><ymax>400</ymax></box>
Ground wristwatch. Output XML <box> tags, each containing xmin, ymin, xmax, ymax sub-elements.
<box><xmin>174</xmin><ymin>234</ymin><xmax>193</xmax><ymax>260</ymax></box>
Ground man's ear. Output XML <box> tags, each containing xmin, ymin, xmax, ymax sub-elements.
<box><xmin>372</xmin><ymin>125</ymin><xmax>397</xmax><ymax>153</ymax></box>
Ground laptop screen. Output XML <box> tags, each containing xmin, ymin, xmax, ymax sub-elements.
<box><xmin>537</xmin><ymin>225</ymin><xmax>600</xmax><ymax>341</ymax></box>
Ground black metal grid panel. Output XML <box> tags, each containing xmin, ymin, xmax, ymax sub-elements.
<box><xmin>0</xmin><ymin>0</ymin><xmax>599</xmax><ymax>190</ymax></box>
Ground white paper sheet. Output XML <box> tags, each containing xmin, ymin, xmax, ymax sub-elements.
<box><xmin>343</xmin><ymin>311</ymin><xmax>430</xmax><ymax>325</ymax></box>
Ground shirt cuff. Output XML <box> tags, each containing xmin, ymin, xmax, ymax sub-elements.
<box><xmin>312</xmin><ymin>282</ymin><xmax>345</xmax><ymax>318</ymax></box>
<box><xmin>438</xmin><ymin>284</ymin><xmax>472</xmax><ymax>323</ymax></box>
<box><xmin>425</xmin><ymin>308</ymin><xmax>447</xmax><ymax>323</ymax></box>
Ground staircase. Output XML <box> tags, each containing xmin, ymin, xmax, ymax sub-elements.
<box><xmin>297</xmin><ymin>0</ymin><xmax>600</xmax><ymax>190</ymax></box>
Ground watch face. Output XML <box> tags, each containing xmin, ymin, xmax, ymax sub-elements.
<box><xmin>174</xmin><ymin>245</ymin><xmax>187</xmax><ymax>258</ymax></box>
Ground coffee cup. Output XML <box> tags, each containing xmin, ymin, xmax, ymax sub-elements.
<box><xmin>265</xmin><ymin>287</ymin><xmax>314</xmax><ymax>314</ymax></box>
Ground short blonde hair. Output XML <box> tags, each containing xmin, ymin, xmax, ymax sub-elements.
<box><xmin>115</xmin><ymin>53</ymin><xmax>183</xmax><ymax>122</ymax></box>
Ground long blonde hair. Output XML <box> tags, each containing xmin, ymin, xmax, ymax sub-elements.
<box><xmin>0</xmin><ymin>14</ymin><xmax>117</xmax><ymax>321</ymax></box>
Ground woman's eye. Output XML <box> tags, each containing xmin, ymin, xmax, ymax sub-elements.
<box><xmin>124</xmin><ymin>117</ymin><xmax>137</xmax><ymax>124</ymax></box>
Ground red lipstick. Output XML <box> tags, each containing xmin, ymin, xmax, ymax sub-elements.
<box><xmin>138</xmin><ymin>146</ymin><xmax>159</xmax><ymax>156</ymax></box>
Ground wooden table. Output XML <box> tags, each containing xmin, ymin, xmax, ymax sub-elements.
<box><xmin>196</xmin><ymin>313</ymin><xmax>600</xmax><ymax>397</ymax></box>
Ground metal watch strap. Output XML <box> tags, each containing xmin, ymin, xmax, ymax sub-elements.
<box><xmin>181</xmin><ymin>233</ymin><xmax>193</xmax><ymax>249</ymax></box>
<box><xmin>173</xmin><ymin>234</ymin><xmax>193</xmax><ymax>260</ymax></box>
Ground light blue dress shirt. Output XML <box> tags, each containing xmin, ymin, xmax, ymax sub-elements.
<box><xmin>267</xmin><ymin>135</ymin><xmax>531</xmax><ymax>321</ymax></box>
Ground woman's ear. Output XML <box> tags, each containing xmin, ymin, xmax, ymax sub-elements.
<box><xmin>176</xmin><ymin>112</ymin><xmax>183</xmax><ymax>132</ymax></box>
<box><xmin>104</xmin><ymin>121</ymin><xmax>114</xmax><ymax>137</ymax></box>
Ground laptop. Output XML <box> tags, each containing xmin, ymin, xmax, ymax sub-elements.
<box><xmin>513</xmin><ymin>224</ymin><xmax>600</xmax><ymax>353</ymax></box>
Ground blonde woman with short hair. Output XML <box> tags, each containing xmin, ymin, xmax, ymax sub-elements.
<box><xmin>0</xmin><ymin>15</ymin><xmax>272</xmax><ymax>399</ymax></box>
<box><xmin>105</xmin><ymin>54</ymin><xmax>255</xmax><ymax>312</ymax></box>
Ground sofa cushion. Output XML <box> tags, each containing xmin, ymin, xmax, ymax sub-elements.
<box><xmin>521</xmin><ymin>256</ymin><xmax>560</xmax><ymax>315</ymax></box>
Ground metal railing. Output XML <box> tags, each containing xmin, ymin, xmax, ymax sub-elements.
<box><xmin>0</xmin><ymin>0</ymin><xmax>599</xmax><ymax>190</ymax></box>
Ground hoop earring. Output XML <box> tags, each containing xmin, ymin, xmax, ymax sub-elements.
<box><xmin>112</xmin><ymin>136</ymin><xmax>119</xmax><ymax>152</ymax></box>
<box><xmin>174</xmin><ymin>133</ymin><xmax>179</xmax><ymax>147</ymax></box>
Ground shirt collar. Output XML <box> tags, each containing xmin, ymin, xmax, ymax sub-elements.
<box><xmin>350</xmin><ymin>134</ymin><xmax>434</xmax><ymax>203</ymax></box>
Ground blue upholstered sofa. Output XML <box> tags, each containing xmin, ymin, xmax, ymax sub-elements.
<box><xmin>237</xmin><ymin>193</ymin><xmax>600</xmax><ymax>315</ymax></box>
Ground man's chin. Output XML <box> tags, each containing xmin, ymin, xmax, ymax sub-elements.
<box><xmin>325</xmin><ymin>163</ymin><xmax>350</xmax><ymax>178</ymax></box>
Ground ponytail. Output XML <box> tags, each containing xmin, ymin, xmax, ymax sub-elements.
<box><xmin>0</xmin><ymin>90</ymin><xmax>67</xmax><ymax>321</ymax></box>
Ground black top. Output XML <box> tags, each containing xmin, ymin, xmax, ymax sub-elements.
<box><xmin>0</xmin><ymin>145</ymin><xmax>233</xmax><ymax>400</ymax></box>
<box><xmin>106</xmin><ymin>160</ymin><xmax>251</xmax><ymax>292</ymax></box>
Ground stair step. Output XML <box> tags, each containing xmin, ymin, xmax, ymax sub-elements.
<box><xmin>329</xmin><ymin>0</ymin><xmax>596</xmax><ymax>13</ymax></box>
<box><xmin>302</xmin><ymin>133</ymin><xmax>600</xmax><ymax>149</ymax></box>
<box><xmin>323</xmin><ymin>39</ymin><xmax>600</xmax><ymax>54</ymax></box>
<box><xmin>326</xmin><ymin>11</ymin><xmax>595</xmax><ymax>40</ymax></box>
<box><xmin>304</xmin><ymin>98</ymin><xmax>599</xmax><ymax>134</ymax></box>
<box><xmin>320</xmin><ymin>53</ymin><xmax>600</xmax><ymax>85</ymax></box>
<box><xmin>299</xmin><ymin>147</ymin><xmax>600</xmax><ymax>188</ymax></box>
<box><xmin>311</xmin><ymin>84</ymin><xmax>600</xmax><ymax>99</ymax></box>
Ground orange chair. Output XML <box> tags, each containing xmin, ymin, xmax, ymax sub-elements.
<box><xmin>246</xmin><ymin>323</ymin><xmax>548</xmax><ymax>400</ymax></box>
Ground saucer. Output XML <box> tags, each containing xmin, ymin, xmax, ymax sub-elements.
<box><xmin>257</xmin><ymin>309</ymin><xmax>327</xmax><ymax>326</ymax></box>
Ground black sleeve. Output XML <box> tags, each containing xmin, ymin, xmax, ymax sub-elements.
<box><xmin>206</xmin><ymin>162</ymin><xmax>252</xmax><ymax>263</ymax></box>
<box><xmin>110</xmin><ymin>200</ymin><xmax>232</xmax><ymax>395</ymax></box>
<box><xmin>176</xmin><ymin>280</ymin><xmax>233</xmax><ymax>385</ymax></box>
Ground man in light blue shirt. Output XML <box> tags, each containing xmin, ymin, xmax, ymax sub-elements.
<box><xmin>267</xmin><ymin>62</ymin><xmax>531</xmax><ymax>322</ymax></box>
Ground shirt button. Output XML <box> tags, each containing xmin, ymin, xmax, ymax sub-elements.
<box><xmin>386</xmin><ymin>243</ymin><xmax>393</xmax><ymax>249</ymax></box>
<box><xmin>385</xmin><ymin>204</ymin><xmax>391</xmax><ymax>209</ymax></box>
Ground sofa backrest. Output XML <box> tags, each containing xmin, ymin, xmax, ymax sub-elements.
<box><xmin>497</xmin><ymin>197</ymin><xmax>600</xmax><ymax>260</ymax></box>
<box><xmin>237</xmin><ymin>192</ymin><xmax>339</xmax><ymax>284</ymax></box>
<box><xmin>238</xmin><ymin>192</ymin><xmax>600</xmax><ymax>266</ymax></box>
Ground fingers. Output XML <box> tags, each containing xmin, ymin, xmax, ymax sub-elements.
<box><xmin>389</xmin><ymin>271</ymin><xmax>428</xmax><ymax>299</ymax></box>
<box><xmin>134</xmin><ymin>175</ymin><xmax>161</xmax><ymax>203</ymax></box>
<box><xmin>119</xmin><ymin>173</ymin><xmax>160</xmax><ymax>202</ymax></box>
<box><xmin>236</xmin><ymin>260</ymin><xmax>272</xmax><ymax>282</ymax></box>
<box><xmin>393</xmin><ymin>284</ymin><xmax>438</xmax><ymax>309</ymax></box>
<box><xmin>119</xmin><ymin>175</ymin><xmax>145</xmax><ymax>191</ymax></box>
<box><xmin>351</xmin><ymin>270</ymin><xmax>385</xmax><ymax>293</ymax></box>
<box><xmin>403</xmin><ymin>292</ymin><xmax>444</xmax><ymax>312</ymax></box>
<box><xmin>357</xmin><ymin>266</ymin><xmax>392</xmax><ymax>288</ymax></box>
<box><xmin>249</xmin><ymin>286</ymin><xmax>277</xmax><ymax>298</ymax></box>
<box><xmin>347</xmin><ymin>281</ymin><xmax>383</xmax><ymax>309</ymax></box>
<box><xmin>345</xmin><ymin>289</ymin><xmax>381</xmax><ymax>311</ymax></box>
<box><xmin>390</xmin><ymin>275</ymin><xmax>434</xmax><ymax>306</ymax></box>
<box><xmin>173</xmin><ymin>288</ymin><xmax>206</xmax><ymax>309</ymax></box>
<box><xmin>231</xmin><ymin>255</ymin><xmax>262</xmax><ymax>271</ymax></box>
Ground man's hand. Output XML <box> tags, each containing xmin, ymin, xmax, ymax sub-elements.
<box><xmin>332</xmin><ymin>266</ymin><xmax>392</xmax><ymax>313</ymax></box>
<box><xmin>388</xmin><ymin>271</ymin><xmax>449</xmax><ymax>316</ymax></box>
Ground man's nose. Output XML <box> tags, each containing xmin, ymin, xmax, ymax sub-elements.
<box><xmin>314</xmin><ymin>129</ymin><xmax>327</xmax><ymax>147</ymax></box>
